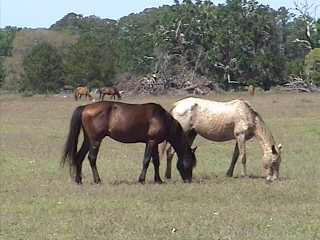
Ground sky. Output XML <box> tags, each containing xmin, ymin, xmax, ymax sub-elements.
<box><xmin>1</xmin><ymin>0</ymin><xmax>297</xmax><ymax>28</ymax></box>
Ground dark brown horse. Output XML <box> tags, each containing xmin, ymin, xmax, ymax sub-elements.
<box><xmin>98</xmin><ymin>87</ymin><xmax>122</xmax><ymax>101</ymax></box>
<box><xmin>74</xmin><ymin>86</ymin><xmax>93</xmax><ymax>101</ymax></box>
<box><xmin>61</xmin><ymin>101</ymin><xmax>197</xmax><ymax>184</ymax></box>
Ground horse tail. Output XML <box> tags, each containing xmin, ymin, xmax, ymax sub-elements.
<box><xmin>74</xmin><ymin>90</ymin><xmax>78</xmax><ymax>101</ymax></box>
<box><xmin>61</xmin><ymin>105</ymin><xmax>86</xmax><ymax>176</ymax></box>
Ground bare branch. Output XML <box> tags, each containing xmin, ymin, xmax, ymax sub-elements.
<box><xmin>293</xmin><ymin>39</ymin><xmax>312</xmax><ymax>49</ymax></box>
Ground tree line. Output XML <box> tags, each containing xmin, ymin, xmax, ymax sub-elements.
<box><xmin>1</xmin><ymin>0</ymin><xmax>320</xmax><ymax>93</ymax></box>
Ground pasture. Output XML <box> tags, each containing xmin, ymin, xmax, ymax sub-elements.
<box><xmin>0</xmin><ymin>92</ymin><xmax>320</xmax><ymax>240</ymax></box>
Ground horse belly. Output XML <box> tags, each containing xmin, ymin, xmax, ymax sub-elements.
<box><xmin>195</xmin><ymin>116</ymin><xmax>235</xmax><ymax>142</ymax></box>
<box><xmin>107</xmin><ymin>124</ymin><xmax>148</xmax><ymax>143</ymax></box>
<box><xmin>199</xmin><ymin>125</ymin><xmax>235</xmax><ymax>141</ymax></box>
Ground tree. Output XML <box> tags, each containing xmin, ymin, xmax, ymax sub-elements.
<box><xmin>0</xmin><ymin>27</ymin><xmax>18</xmax><ymax>88</ymax></box>
<box><xmin>304</xmin><ymin>48</ymin><xmax>320</xmax><ymax>85</ymax></box>
<box><xmin>286</xmin><ymin>1</ymin><xmax>320</xmax><ymax>81</ymax></box>
<box><xmin>293</xmin><ymin>0</ymin><xmax>320</xmax><ymax>49</ymax></box>
<box><xmin>0</xmin><ymin>58</ymin><xmax>5</xmax><ymax>87</ymax></box>
<box><xmin>64</xmin><ymin>32</ymin><xmax>117</xmax><ymax>87</ymax></box>
<box><xmin>22</xmin><ymin>42</ymin><xmax>64</xmax><ymax>93</ymax></box>
<box><xmin>0</xmin><ymin>27</ymin><xmax>18</xmax><ymax>57</ymax></box>
<box><xmin>117</xmin><ymin>7</ymin><xmax>161</xmax><ymax>74</ymax></box>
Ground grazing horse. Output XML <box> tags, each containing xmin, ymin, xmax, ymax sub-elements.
<box><xmin>161</xmin><ymin>97</ymin><xmax>282</xmax><ymax>182</ymax></box>
<box><xmin>74</xmin><ymin>86</ymin><xmax>93</xmax><ymax>101</ymax></box>
<box><xmin>248</xmin><ymin>85</ymin><xmax>255</xmax><ymax>96</ymax></box>
<box><xmin>61</xmin><ymin>101</ymin><xmax>197</xmax><ymax>184</ymax></box>
<box><xmin>98</xmin><ymin>87</ymin><xmax>122</xmax><ymax>101</ymax></box>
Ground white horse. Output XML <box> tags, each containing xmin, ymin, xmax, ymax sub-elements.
<box><xmin>161</xmin><ymin>97</ymin><xmax>282</xmax><ymax>182</ymax></box>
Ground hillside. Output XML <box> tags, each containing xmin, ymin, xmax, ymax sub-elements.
<box><xmin>3</xmin><ymin>29</ymin><xmax>78</xmax><ymax>90</ymax></box>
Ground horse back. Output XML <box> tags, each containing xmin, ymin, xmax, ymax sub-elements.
<box><xmin>81</xmin><ymin>102</ymin><xmax>170</xmax><ymax>143</ymax></box>
<box><xmin>172</xmin><ymin>97</ymin><xmax>256</xmax><ymax>141</ymax></box>
<box><xmin>76</xmin><ymin>86</ymin><xmax>89</xmax><ymax>94</ymax></box>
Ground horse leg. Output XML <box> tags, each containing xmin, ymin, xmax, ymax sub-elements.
<box><xmin>236</xmin><ymin>134</ymin><xmax>247</xmax><ymax>177</ymax></box>
<box><xmin>75</xmin><ymin>138</ymin><xmax>90</xmax><ymax>184</ymax></box>
<box><xmin>88</xmin><ymin>141</ymin><xmax>102</xmax><ymax>183</ymax></box>
<box><xmin>151</xmin><ymin>144</ymin><xmax>163</xmax><ymax>183</ymax></box>
<box><xmin>138</xmin><ymin>143</ymin><xmax>153</xmax><ymax>183</ymax></box>
<box><xmin>165</xmin><ymin>130</ymin><xmax>197</xmax><ymax>179</ymax></box>
<box><xmin>165</xmin><ymin>145</ymin><xmax>174</xmax><ymax>179</ymax></box>
<box><xmin>226</xmin><ymin>142</ymin><xmax>239</xmax><ymax>177</ymax></box>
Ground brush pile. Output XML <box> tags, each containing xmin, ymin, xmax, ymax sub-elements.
<box><xmin>116</xmin><ymin>73</ymin><xmax>219</xmax><ymax>96</ymax></box>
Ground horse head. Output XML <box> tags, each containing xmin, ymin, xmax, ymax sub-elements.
<box><xmin>177</xmin><ymin>144</ymin><xmax>197</xmax><ymax>183</ymax></box>
<box><xmin>264</xmin><ymin>143</ymin><xmax>282</xmax><ymax>182</ymax></box>
<box><xmin>116</xmin><ymin>89</ymin><xmax>122</xmax><ymax>100</ymax></box>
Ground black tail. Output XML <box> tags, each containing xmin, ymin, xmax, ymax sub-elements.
<box><xmin>61</xmin><ymin>105</ymin><xmax>85</xmax><ymax>176</ymax></box>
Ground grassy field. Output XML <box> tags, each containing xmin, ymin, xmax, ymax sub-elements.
<box><xmin>1</xmin><ymin>92</ymin><xmax>320</xmax><ymax>240</ymax></box>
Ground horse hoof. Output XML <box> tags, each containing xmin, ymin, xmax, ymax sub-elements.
<box><xmin>75</xmin><ymin>178</ymin><xmax>82</xmax><ymax>184</ymax></box>
<box><xmin>265</xmin><ymin>176</ymin><xmax>273</xmax><ymax>184</ymax></box>
<box><xmin>155</xmin><ymin>179</ymin><xmax>164</xmax><ymax>184</ymax></box>
<box><xmin>240</xmin><ymin>175</ymin><xmax>249</xmax><ymax>179</ymax></box>
<box><xmin>138</xmin><ymin>178</ymin><xmax>145</xmax><ymax>184</ymax></box>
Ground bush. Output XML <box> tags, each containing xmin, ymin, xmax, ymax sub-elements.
<box><xmin>21</xmin><ymin>42</ymin><xmax>64</xmax><ymax>93</ymax></box>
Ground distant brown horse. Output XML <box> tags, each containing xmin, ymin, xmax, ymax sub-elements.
<box><xmin>248</xmin><ymin>85</ymin><xmax>255</xmax><ymax>96</ymax></box>
<box><xmin>98</xmin><ymin>87</ymin><xmax>122</xmax><ymax>101</ymax></box>
<box><xmin>61</xmin><ymin>101</ymin><xmax>197</xmax><ymax>184</ymax></box>
<box><xmin>74</xmin><ymin>86</ymin><xmax>93</xmax><ymax>101</ymax></box>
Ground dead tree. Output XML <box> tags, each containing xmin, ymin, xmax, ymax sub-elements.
<box><xmin>293</xmin><ymin>0</ymin><xmax>319</xmax><ymax>49</ymax></box>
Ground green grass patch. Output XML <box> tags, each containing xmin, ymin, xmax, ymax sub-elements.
<box><xmin>0</xmin><ymin>93</ymin><xmax>320</xmax><ymax>239</ymax></box>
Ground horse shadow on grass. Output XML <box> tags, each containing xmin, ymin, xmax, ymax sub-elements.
<box><xmin>110</xmin><ymin>179</ymin><xmax>155</xmax><ymax>186</ymax></box>
<box><xmin>107</xmin><ymin>174</ymin><xmax>289</xmax><ymax>186</ymax></box>
<box><xmin>235</xmin><ymin>174</ymin><xmax>289</xmax><ymax>182</ymax></box>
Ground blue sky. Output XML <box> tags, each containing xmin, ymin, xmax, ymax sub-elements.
<box><xmin>1</xmin><ymin>0</ymin><xmax>295</xmax><ymax>28</ymax></box>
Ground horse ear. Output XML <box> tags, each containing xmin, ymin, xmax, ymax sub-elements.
<box><xmin>191</xmin><ymin>146</ymin><xmax>197</xmax><ymax>153</ymax></box>
<box><xmin>278</xmin><ymin>144</ymin><xmax>282</xmax><ymax>152</ymax></box>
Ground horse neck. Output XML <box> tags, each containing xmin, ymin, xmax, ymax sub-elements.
<box><xmin>167</xmin><ymin>121</ymin><xmax>187</xmax><ymax>159</ymax></box>
<box><xmin>254</xmin><ymin>114</ymin><xmax>276</xmax><ymax>154</ymax></box>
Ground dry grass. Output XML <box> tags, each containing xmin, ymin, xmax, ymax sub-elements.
<box><xmin>0</xmin><ymin>92</ymin><xmax>320</xmax><ymax>240</ymax></box>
